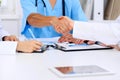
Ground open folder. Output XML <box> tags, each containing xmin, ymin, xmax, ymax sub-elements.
<box><xmin>54</xmin><ymin>43</ymin><xmax>113</xmax><ymax>52</ymax></box>
<box><xmin>33</xmin><ymin>42</ymin><xmax>113</xmax><ymax>53</ymax></box>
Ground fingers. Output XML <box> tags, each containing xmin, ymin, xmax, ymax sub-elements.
<box><xmin>107</xmin><ymin>44</ymin><xmax>119</xmax><ymax>50</ymax></box>
<box><xmin>73</xmin><ymin>39</ymin><xmax>85</xmax><ymax>44</ymax></box>
<box><xmin>58</xmin><ymin>36</ymin><xmax>68</xmax><ymax>43</ymax></box>
<box><xmin>32</xmin><ymin>41</ymin><xmax>43</xmax><ymax>50</ymax></box>
<box><xmin>29</xmin><ymin>40</ymin><xmax>42</xmax><ymax>51</ymax></box>
<box><xmin>58</xmin><ymin>34</ymin><xmax>104</xmax><ymax>45</ymax></box>
<box><xmin>58</xmin><ymin>33</ymin><xmax>83</xmax><ymax>44</ymax></box>
<box><xmin>4</xmin><ymin>35</ymin><xmax>19</xmax><ymax>41</ymax></box>
<box><xmin>58</xmin><ymin>17</ymin><xmax>73</xmax><ymax>33</ymax></box>
<box><xmin>51</xmin><ymin>16</ymin><xmax>73</xmax><ymax>34</ymax></box>
<box><xmin>59</xmin><ymin>16</ymin><xmax>73</xmax><ymax>31</ymax></box>
<box><xmin>54</xmin><ymin>22</ymin><xmax>70</xmax><ymax>34</ymax></box>
<box><xmin>58</xmin><ymin>33</ymin><xmax>73</xmax><ymax>43</ymax></box>
<box><xmin>17</xmin><ymin>40</ymin><xmax>42</xmax><ymax>53</ymax></box>
<box><xmin>114</xmin><ymin>45</ymin><xmax>120</xmax><ymax>50</ymax></box>
<box><xmin>55</xmin><ymin>24</ymin><xmax>68</xmax><ymax>34</ymax></box>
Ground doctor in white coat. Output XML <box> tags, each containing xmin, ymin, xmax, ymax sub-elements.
<box><xmin>0</xmin><ymin>19</ymin><xmax>42</xmax><ymax>53</ymax></box>
<box><xmin>58</xmin><ymin>16</ymin><xmax>120</xmax><ymax>50</ymax></box>
<box><xmin>73</xmin><ymin>21</ymin><xmax>120</xmax><ymax>50</ymax></box>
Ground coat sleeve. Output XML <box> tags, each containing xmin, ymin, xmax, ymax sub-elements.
<box><xmin>0</xmin><ymin>19</ymin><xmax>10</xmax><ymax>41</ymax></box>
<box><xmin>73</xmin><ymin>21</ymin><xmax>120</xmax><ymax>44</ymax></box>
<box><xmin>0</xmin><ymin>41</ymin><xmax>17</xmax><ymax>54</ymax></box>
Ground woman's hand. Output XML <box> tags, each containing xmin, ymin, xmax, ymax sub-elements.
<box><xmin>107</xmin><ymin>44</ymin><xmax>120</xmax><ymax>51</ymax></box>
<box><xmin>16</xmin><ymin>40</ymin><xmax>42</xmax><ymax>53</ymax></box>
<box><xmin>58</xmin><ymin>33</ymin><xmax>96</xmax><ymax>45</ymax></box>
<box><xmin>3</xmin><ymin>35</ymin><xmax>18</xmax><ymax>41</ymax></box>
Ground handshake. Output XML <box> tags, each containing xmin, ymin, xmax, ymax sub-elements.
<box><xmin>50</xmin><ymin>16</ymin><xmax>97</xmax><ymax>44</ymax></box>
<box><xmin>50</xmin><ymin>16</ymin><xmax>74</xmax><ymax>35</ymax></box>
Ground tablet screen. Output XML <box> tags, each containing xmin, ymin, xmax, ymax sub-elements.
<box><xmin>49</xmin><ymin>65</ymin><xmax>114</xmax><ymax>77</ymax></box>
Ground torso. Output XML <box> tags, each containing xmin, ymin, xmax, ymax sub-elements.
<box><xmin>49</xmin><ymin>0</ymin><xmax>56</xmax><ymax>9</ymax></box>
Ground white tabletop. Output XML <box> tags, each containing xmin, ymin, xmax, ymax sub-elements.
<box><xmin>0</xmin><ymin>49</ymin><xmax>120</xmax><ymax>80</ymax></box>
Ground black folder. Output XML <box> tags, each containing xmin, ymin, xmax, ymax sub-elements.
<box><xmin>32</xmin><ymin>43</ymin><xmax>113</xmax><ymax>53</ymax></box>
<box><xmin>54</xmin><ymin>43</ymin><xmax>113</xmax><ymax>52</ymax></box>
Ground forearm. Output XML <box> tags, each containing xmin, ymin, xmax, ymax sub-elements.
<box><xmin>27</xmin><ymin>13</ymin><xmax>56</xmax><ymax>27</ymax></box>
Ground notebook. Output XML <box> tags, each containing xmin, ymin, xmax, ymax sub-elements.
<box><xmin>32</xmin><ymin>42</ymin><xmax>113</xmax><ymax>53</ymax></box>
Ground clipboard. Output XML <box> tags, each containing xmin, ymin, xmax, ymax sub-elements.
<box><xmin>31</xmin><ymin>43</ymin><xmax>113</xmax><ymax>53</ymax></box>
<box><xmin>54</xmin><ymin>43</ymin><xmax>113</xmax><ymax>52</ymax></box>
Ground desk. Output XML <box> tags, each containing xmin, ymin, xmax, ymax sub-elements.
<box><xmin>0</xmin><ymin>50</ymin><xmax>120</xmax><ymax>80</ymax></box>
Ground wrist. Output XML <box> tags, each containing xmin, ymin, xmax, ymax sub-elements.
<box><xmin>49</xmin><ymin>16</ymin><xmax>58</xmax><ymax>26</ymax></box>
<box><xmin>70</xmin><ymin>21</ymin><xmax>74</xmax><ymax>29</ymax></box>
<box><xmin>16</xmin><ymin>41</ymin><xmax>23</xmax><ymax>52</ymax></box>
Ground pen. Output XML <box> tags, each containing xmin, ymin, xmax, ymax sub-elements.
<box><xmin>28</xmin><ymin>28</ymin><xmax>36</xmax><ymax>39</ymax></box>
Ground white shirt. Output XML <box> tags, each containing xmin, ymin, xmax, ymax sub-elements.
<box><xmin>73</xmin><ymin>21</ymin><xmax>120</xmax><ymax>45</ymax></box>
<box><xmin>0</xmin><ymin>19</ymin><xmax>10</xmax><ymax>41</ymax></box>
<box><xmin>0</xmin><ymin>19</ymin><xmax>17</xmax><ymax>54</ymax></box>
<box><xmin>0</xmin><ymin>41</ymin><xmax>17</xmax><ymax>54</ymax></box>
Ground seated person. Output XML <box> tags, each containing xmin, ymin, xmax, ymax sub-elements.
<box><xmin>0</xmin><ymin>20</ymin><xmax>42</xmax><ymax>53</ymax></box>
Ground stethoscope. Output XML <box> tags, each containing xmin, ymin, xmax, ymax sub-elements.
<box><xmin>35</xmin><ymin>0</ymin><xmax>65</xmax><ymax>16</ymax></box>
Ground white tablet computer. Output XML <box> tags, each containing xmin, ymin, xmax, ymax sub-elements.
<box><xmin>49</xmin><ymin>65</ymin><xmax>114</xmax><ymax>77</ymax></box>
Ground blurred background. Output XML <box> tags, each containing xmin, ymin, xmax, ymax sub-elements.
<box><xmin>0</xmin><ymin>0</ymin><xmax>120</xmax><ymax>36</ymax></box>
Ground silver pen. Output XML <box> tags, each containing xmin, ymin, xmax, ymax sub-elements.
<box><xmin>28</xmin><ymin>28</ymin><xmax>36</xmax><ymax>39</ymax></box>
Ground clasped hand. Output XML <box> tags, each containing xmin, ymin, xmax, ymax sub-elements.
<box><xmin>51</xmin><ymin>16</ymin><xmax>95</xmax><ymax>44</ymax></box>
<box><xmin>51</xmin><ymin>16</ymin><xmax>74</xmax><ymax>34</ymax></box>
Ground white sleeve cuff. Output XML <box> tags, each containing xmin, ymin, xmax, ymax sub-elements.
<box><xmin>0</xmin><ymin>41</ymin><xmax>17</xmax><ymax>54</ymax></box>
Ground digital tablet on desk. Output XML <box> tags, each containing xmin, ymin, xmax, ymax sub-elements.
<box><xmin>49</xmin><ymin>65</ymin><xmax>114</xmax><ymax>78</ymax></box>
<box><xmin>54</xmin><ymin>43</ymin><xmax>113</xmax><ymax>52</ymax></box>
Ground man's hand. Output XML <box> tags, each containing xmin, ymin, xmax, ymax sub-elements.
<box><xmin>59</xmin><ymin>16</ymin><xmax>74</xmax><ymax>33</ymax></box>
<box><xmin>50</xmin><ymin>16</ymin><xmax>74</xmax><ymax>34</ymax></box>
